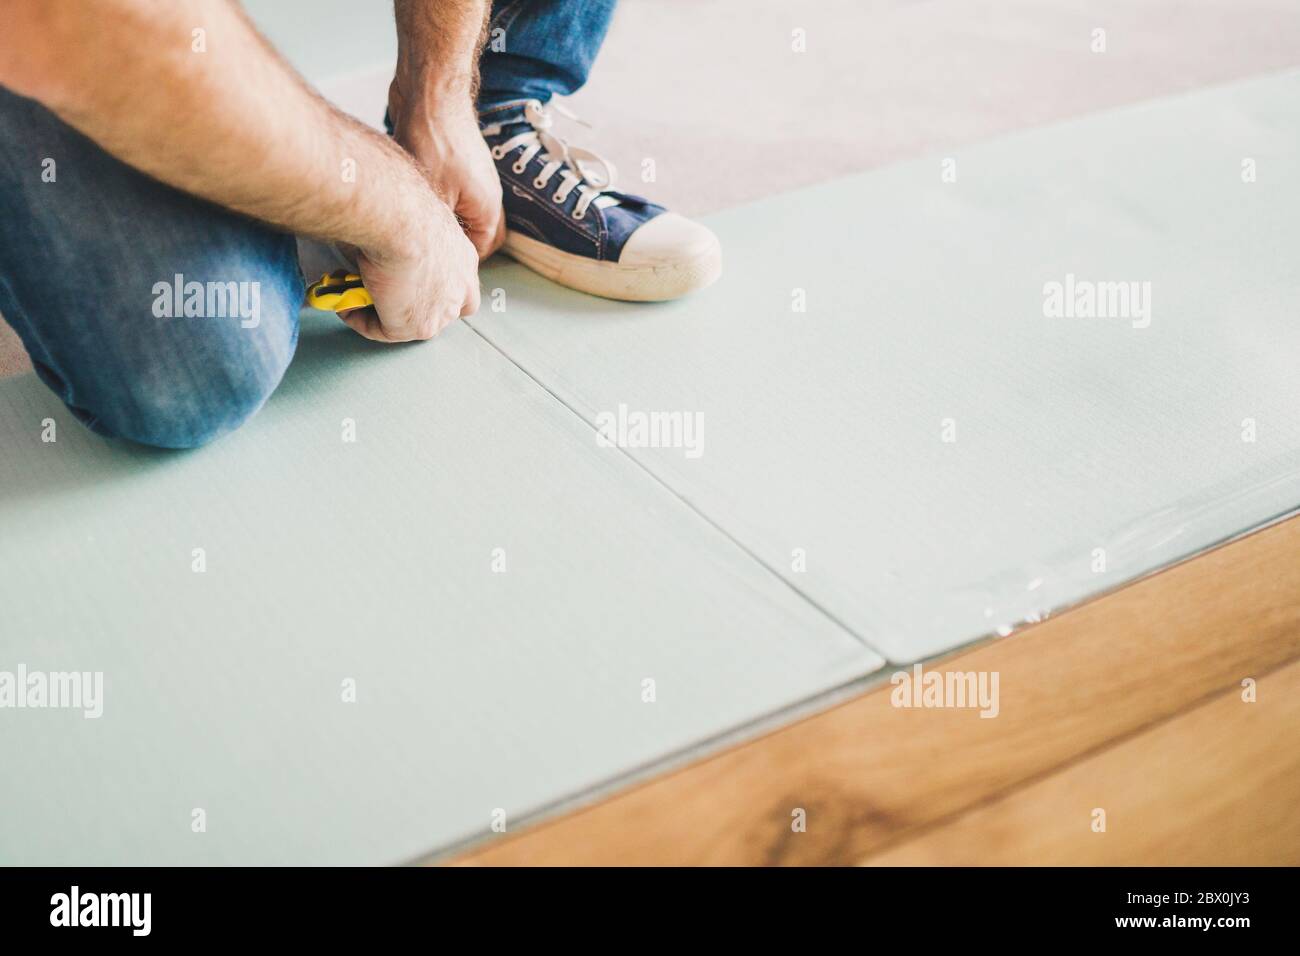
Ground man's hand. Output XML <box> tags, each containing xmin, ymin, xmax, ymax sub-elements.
<box><xmin>391</xmin><ymin>0</ymin><xmax>504</xmax><ymax>260</ymax></box>
<box><xmin>343</xmin><ymin>191</ymin><xmax>481</xmax><ymax>343</ymax></box>
<box><xmin>388</xmin><ymin>83</ymin><xmax>506</xmax><ymax>260</ymax></box>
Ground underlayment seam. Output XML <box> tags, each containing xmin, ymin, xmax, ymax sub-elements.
<box><xmin>462</xmin><ymin>319</ymin><xmax>881</xmax><ymax>656</ymax></box>
<box><xmin>465</xmin><ymin>294</ymin><xmax>1300</xmax><ymax>669</ymax></box>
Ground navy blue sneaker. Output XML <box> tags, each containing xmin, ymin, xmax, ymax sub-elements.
<box><xmin>479</xmin><ymin>99</ymin><xmax>721</xmax><ymax>302</ymax></box>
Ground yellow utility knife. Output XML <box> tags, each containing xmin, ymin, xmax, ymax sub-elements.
<box><xmin>306</xmin><ymin>270</ymin><xmax>373</xmax><ymax>312</ymax></box>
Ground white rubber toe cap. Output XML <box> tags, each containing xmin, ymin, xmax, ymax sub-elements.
<box><xmin>618</xmin><ymin>212</ymin><xmax>721</xmax><ymax>270</ymax></box>
<box><xmin>503</xmin><ymin>211</ymin><xmax>722</xmax><ymax>301</ymax></box>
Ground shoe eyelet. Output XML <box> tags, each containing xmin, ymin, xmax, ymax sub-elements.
<box><xmin>511</xmin><ymin>161</ymin><xmax>527</xmax><ymax>174</ymax></box>
<box><xmin>490</xmin><ymin>146</ymin><xmax>505</xmax><ymax>160</ymax></box>
<box><xmin>572</xmin><ymin>209</ymin><xmax>586</xmax><ymax>221</ymax></box>
<box><xmin>533</xmin><ymin>177</ymin><xmax>547</xmax><ymax>189</ymax></box>
<box><xmin>552</xmin><ymin>191</ymin><xmax>566</xmax><ymax>203</ymax></box>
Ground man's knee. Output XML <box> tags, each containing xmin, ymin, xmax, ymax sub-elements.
<box><xmin>93</xmin><ymin>272</ymin><xmax>301</xmax><ymax>449</ymax></box>
<box><xmin>118</xmin><ymin>340</ymin><xmax>295</xmax><ymax>450</ymax></box>
<box><xmin>0</xmin><ymin>86</ymin><xmax>306</xmax><ymax>450</ymax></box>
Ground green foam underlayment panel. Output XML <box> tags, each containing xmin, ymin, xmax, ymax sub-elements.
<box><xmin>245</xmin><ymin>0</ymin><xmax>397</xmax><ymax>85</ymax></box>
<box><xmin>0</xmin><ymin>321</ymin><xmax>880</xmax><ymax>865</ymax></box>
<box><xmin>468</xmin><ymin>68</ymin><xmax>1300</xmax><ymax>663</ymax></box>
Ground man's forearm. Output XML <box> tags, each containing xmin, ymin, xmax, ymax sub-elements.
<box><xmin>1</xmin><ymin>0</ymin><xmax>444</xmax><ymax>261</ymax></box>
<box><xmin>389</xmin><ymin>1</ymin><xmax>503</xmax><ymax>259</ymax></box>
<box><xmin>393</xmin><ymin>0</ymin><xmax>491</xmax><ymax>112</ymax></box>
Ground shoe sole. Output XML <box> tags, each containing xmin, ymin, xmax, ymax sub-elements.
<box><xmin>501</xmin><ymin>230</ymin><xmax>722</xmax><ymax>302</ymax></box>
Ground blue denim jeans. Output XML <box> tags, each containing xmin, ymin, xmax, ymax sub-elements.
<box><xmin>479</xmin><ymin>0</ymin><xmax>617</xmax><ymax>110</ymax></box>
<box><xmin>0</xmin><ymin>86</ymin><xmax>304</xmax><ymax>448</ymax></box>
<box><xmin>0</xmin><ymin>0</ymin><xmax>617</xmax><ymax>448</ymax></box>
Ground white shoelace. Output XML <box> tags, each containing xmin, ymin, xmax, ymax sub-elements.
<box><xmin>484</xmin><ymin>100</ymin><xmax>619</xmax><ymax>220</ymax></box>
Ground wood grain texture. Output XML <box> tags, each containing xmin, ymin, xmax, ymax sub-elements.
<box><xmin>865</xmin><ymin>657</ymin><xmax>1300</xmax><ymax>866</ymax></box>
<box><xmin>453</xmin><ymin>515</ymin><xmax>1300</xmax><ymax>865</ymax></box>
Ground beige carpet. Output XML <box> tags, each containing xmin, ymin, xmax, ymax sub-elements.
<box><xmin>3</xmin><ymin>0</ymin><xmax>1298</xmax><ymax>378</ymax></box>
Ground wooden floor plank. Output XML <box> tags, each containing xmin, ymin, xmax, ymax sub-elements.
<box><xmin>454</xmin><ymin>516</ymin><xmax>1300</xmax><ymax>865</ymax></box>
<box><xmin>865</xmin><ymin>656</ymin><xmax>1300</xmax><ymax>865</ymax></box>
